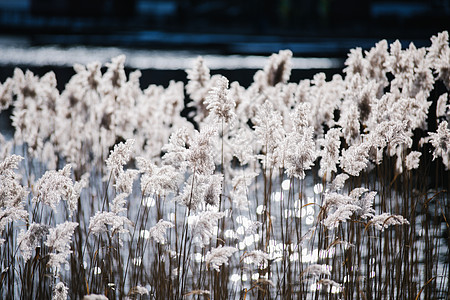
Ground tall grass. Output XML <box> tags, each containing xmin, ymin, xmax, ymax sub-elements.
<box><xmin>0</xmin><ymin>33</ymin><xmax>449</xmax><ymax>299</ymax></box>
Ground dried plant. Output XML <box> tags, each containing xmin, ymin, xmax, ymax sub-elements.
<box><xmin>0</xmin><ymin>32</ymin><xmax>448</xmax><ymax>300</ymax></box>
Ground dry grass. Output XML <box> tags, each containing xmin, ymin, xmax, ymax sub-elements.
<box><xmin>0</xmin><ymin>33</ymin><xmax>449</xmax><ymax>299</ymax></box>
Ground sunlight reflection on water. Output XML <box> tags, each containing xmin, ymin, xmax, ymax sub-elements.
<box><xmin>0</xmin><ymin>45</ymin><xmax>341</xmax><ymax>70</ymax></box>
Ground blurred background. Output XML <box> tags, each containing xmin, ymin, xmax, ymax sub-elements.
<box><xmin>0</xmin><ymin>0</ymin><xmax>448</xmax><ymax>53</ymax></box>
<box><xmin>0</xmin><ymin>0</ymin><xmax>449</xmax><ymax>86</ymax></box>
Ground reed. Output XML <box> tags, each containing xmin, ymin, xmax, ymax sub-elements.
<box><xmin>0</xmin><ymin>32</ymin><xmax>449</xmax><ymax>299</ymax></box>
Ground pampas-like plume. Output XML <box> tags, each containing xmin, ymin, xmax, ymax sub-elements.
<box><xmin>284</xmin><ymin>127</ymin><xmax>316</xmax><ymax>180</ymax></box>
<box><xmin>103</xmin><ymin>54</ymin><xmax>126</xmax><ymax>90</ymax></box>
<box><xmin>382</xmin><ymin>120</ymin><xmax>413</xmax><ymax>154</ymax></box>
<box><xmin>110</xmin><ymin>193</ymin><xmax>127</xmax><ymax>215</ymax></box>
<box><xmin>129</xmin><ymin>285</ymin><xmax>149</xmax><ymax>296</ymax></box>
<box><xmin>405</xmin><ymin>151</ymin><xmax>422</xmax><ymax>170</ymax></box>
<box><xmin>407</xmin><ymin>52</ymin><xmax>435</xmax><ymax>98</ymax></box>
<box><xmin>186</xmin><ymin>127</ymin><xmax>217</xmax><ymax>175</ymax></box>
<box><xmin>366</xmin><ymin>120</ymin><xmax>412</xmax><ymax>162</ymax></box>
<box><xmin>338</xmin><ymin>101</ymin><xmax>361</xmax><ymax>145</ymax></box>
<box><xmin>9</xmin><ymin>68</ymin><xmax>60</xmax><ymax>158</ymax></box>
<box><xmin>435</xmin><ymin>48</ymin><xmax>450</xmax><ymax>90</ymax></box>
<box><xmin>162</xmin><ymin>127</ymin><xmax>191</xmax><ymax>171</ymax></box>
<box><xmin>88</xmin><ymin>193</ymin><xmax>133</xmax><ymax>245</ymax></box>
<box><xmin>88</xmin><ymin>211</ymin><xmax>133</xmax><ymax>242</ymax></box>
<box><xmin>203</xmin><ymin>174</ymin><xmax>223</xmax><ymax>206</ymax></box>
<box><xmin>365</xmin><ymin>39</ymin><xmax>389</xmax><ymax>82</ymax></box>
<box><xmin>318</xmin><ymin>278</ymin><xmax>342</xmax><ymax>289</ymax></box>
<box><xmin>340</xmin><ymin>142</ymin><xmax>370</xmax><ymax>176</ymax></box>
<box><xmin>0</xmin><ymin>155</ymin><xmax>28</xmax><ymax>245</ymax></box>
<box><xmin>32</xmin><ymin>164</ymin><xmax>75</xmax><ymax>212</ymax></box>
<box><xmin>52</xmin><ymin>282</ymin><xmax>68</xmax><ymax>300</ymax></box>
<box><xmin>177</xmin><ymin>174</ymin><xmax>222</xmax><ymax>210</ymax></box>
<box><xmin>350</xmin><ymin>188</ymin><xmax>376</xmax><ymax>220</ymax></box>
<box><xmin>291</xmin><ymin>102</ymin><xmax>311</xmax><ymax>132</ymax></box>
<box><xmin>46</xmin><ymin>222</ymin><xmax>78</xmax><ymax>275</ymax></box>
<box><xmin>322</xmin><ymin>204</ymin><xmax>361</xmax><ymax>229</ymax></box>
<box><xmin>148</xmin><ymin>219</ymin><xmax>174</xmax><ymax>244</ymax></box>
<box><xmin>427</xmin><ymin>31</ymin><xmax>450</xmax><ymax>89</ymax></box>
<box><xmin>106</xmin><ymin>139</ymin><xmax>135</xmax><ymax>179</ymax></box>
<box><xmin>66</xmin><ymin>175</ymin><xmax>88</xmax><ymax>216</ymax></box>
<box><xmin>253</xmin><ymin>100</ymin><xmax>285</xmax><ymax>169</ymax></box>
<box><xmin>283</xmin><ymin>104</ymin><xmax>316</xmax><ymax>179</ymax></box>
<box><xmin>302</xmin><ymin>264</ymin><xmax>332</xmax><ymax>277</ymax></box>
<box><xmin>369</xmin><ymin>213</ymin><xmax>410</xmax><ymax>231</ymax></box>
<box><xmin>17</xmin><ymin>223</ymin><xmax>50</xmax><ymax>262</ymax></box>
<box><xmin>241</xmin><ymin>250</ymin><xmax>270</xmax><ymax>267</ymax></box>
<box><xmin>205</xmin><ymin>245</ymin><xmax>237</xmax><ymax>271</ymax></box>
<box><xmin>0</xmin><ymin>78</ymin><xmax>13</xmax><ymax>111</ymax></box>
<box><xmin>428</xmin><ymin>121</ymin><xmax>450</xmax><ymax>169</ymax></box>
<box><xmin>205</xmin><ymin>75</ymin><xmax>236</xmax><ymax>126</ymax></box>
<box><xmin>319</xmin><ymin>128</ymin><xmax>342</xmax><ymax>181</ymax></box>
<box><xmin>245</xmin><ymin>220</ymin><xmax>262</xmax><ymax>236</ymax></box>
<box><xmin>0</xmin><ymin>154</ymin><xmax>26</xmax><ymax>195</ymax></box>
<box><xmin>0</xmin><ymin>207</ymin><xmax>28</xmax><ymax>246</ymax></box>
<box><xmin>177</xmin><ymin>175</ymin><xmax>204</xmax><ymax>211</ymax></box>
<box><xmin>259</xmin><ymin>49</ymin><xmax>293</xmax><ymax>87</ymax></box>
<box><xmin>230</xmin><ymin>127</ymin><xmax>256</xmax><ymax>165</ymax></box>
<box><xmin>427</xmin><ymin>31</ymin><xmax>449</xmax><ymax>67</ymax></box>
<box><xmin>436</xmin><ymin>93</ymin><xmax>448</xmax><ymax>118</ymax></box>
<box><xmin>323</xmin><ymin>192</ymin><xmax>353</xmax><ymax>207</ymax></box>
<box><xmin>323</xmin><ymin>188</ymin><xmax>376</xmax><ymax>228</ymax></box>
<box><xmin>185</xmin><ymin>56</ymin><xmax>211</xmax><ymax>102</ymax></box>
<box><xmin>329</xmin><ymin>173</ymin><xmax>349</xmax><ymax>192</ymax></box>
<box><xmin>344</xmin><ymin>47</ymin><xmax>367</xmax><ymax>77</ymax></box>
<box><xmin>0</xmin><ymin>133</ymin><xmax>13</xmax><ymax>160</ymax></box>
<box><xmin>137</xmin><ymin>157</ymin><xmax>182</xmax><ymax>196</ymax></box>
<box><xmin>185</xmin><ymin>57</ymin><xmax>223</xmax><ymax>124</ymax></box>
<box><xmin>230</xmin><ymin>171</ymin><xmax>258</xmax><ymax>210</ymax></box>
<box><xmin>387</xmin><ymin>40</ymin><xmax>412</xmax><ymax>93</ymax></box>
<box><xmin>189</xmin><ymin>211</ymin><xmax>225</xmax><ymax>247</ymax></box>
<box><xmin>115</xmin><ymin>169</ymin><xmax>139</xmax><ymax>195</ymax></box>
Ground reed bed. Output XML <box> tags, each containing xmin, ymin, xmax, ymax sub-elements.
<box><xmin>0</xmin><ymin>32</ymin><xmax>449</xmax><ymax>299</ymax></box>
